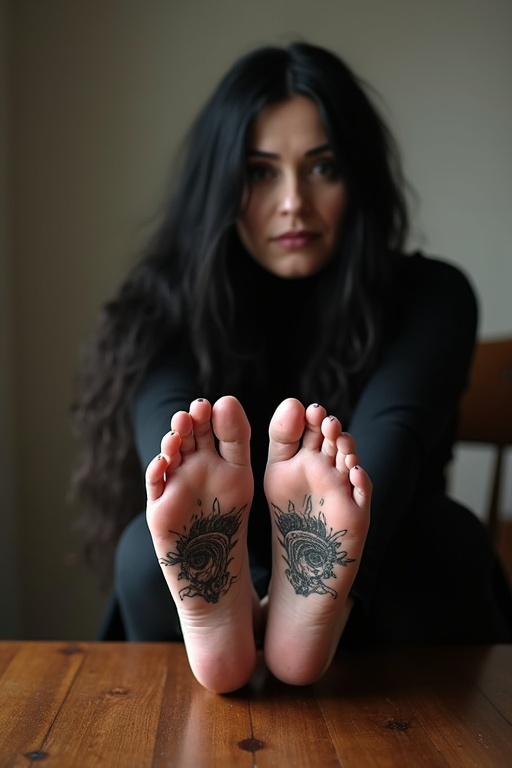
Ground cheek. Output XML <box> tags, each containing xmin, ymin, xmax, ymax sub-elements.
<box><xmin>236</xmin><ymin>212</ymin><xmax>255</xmax><ymax>251</ymax></box>
<box><xmin>236</xmin><ymin>193</ymin><xmax>268</xmax><ymax>243</ymax></box>
<box><xmin>235</xmin><ymin>215</ymin><xmax>260</xmax><ymax>262</ymax></box>
<box><xmin>326</xmin><ymin>187</ymin><xmax>347</xmax><ymax>225</ymax></box>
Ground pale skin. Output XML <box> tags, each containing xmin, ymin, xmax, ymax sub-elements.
<box><xmin>146</xmin><ymin>96</ymin><xmax>372</xmax><ymax>692</ymax></box>
<box><xmin>236</xmin><ymin>94</ymin><xmax>347</xmax><ymax>278</ymax></box>
<box><xmin>146</xmin><ymin>397</ymin><xmax>371</xmax><ymax>693</ymax></box>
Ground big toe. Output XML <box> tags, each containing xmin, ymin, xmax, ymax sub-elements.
<box><xmin>212</xmin><ymin>396</ymin><xmax>251</xmax><ymax>466</ymax></box>
<box><xmin>267</xmin><ymin>398</ymin><xmax>306</xmax><ymax>464</ymax></box>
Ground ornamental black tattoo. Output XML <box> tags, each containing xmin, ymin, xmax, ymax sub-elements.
<box><xmin>272</xmin><ymin>495</ymin><xmax>355</xmax><ymax>598</ymax></box>
<box><xmin>159</xmin><ymin>498</ymin><xmax>244</xmax><ymax>603</ymax></box>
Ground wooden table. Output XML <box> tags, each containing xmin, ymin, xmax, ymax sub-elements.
<box><xmin>1</xmin><ymin>641</ymin><xmax>511</xmax><ymax>767</ymax></box>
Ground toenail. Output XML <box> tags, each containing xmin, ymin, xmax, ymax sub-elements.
<box><xmin>197</xmin><ymin>398</ymin><xmax>204</xmax><ymax>402</ymax></box>
<box><xmin>354</xmin><ymin>464</ymin><xmax>360</xmax><ymax>470</ymax></box>
<box><xmin>329</xmin><ymin>415</ymin><xmax>335</xmax><ymax>421</ymax></box>
<box><xmin>313</xmin><ymin>403</ymin><xmax>320</xmax><ymax>408</ymax></box>
<box><xmin>157</xmin><ymin>454</ymin><xmax>165</xmax><ymax>461</ymax></box>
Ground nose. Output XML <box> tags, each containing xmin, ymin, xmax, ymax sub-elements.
<box><xmin>278</xmin><ymin>172</ymin><xmax>307</xmax><ymax>217</ymax></box>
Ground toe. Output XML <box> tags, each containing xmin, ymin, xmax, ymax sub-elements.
<box><xmin>212</xmin><ymin>396</ymin><xmax>251</xmax><ymax>466</ymax></box>
<box><xmin>171</xmin><ymin>411</ymin><xmax>196</xmax><ymax>453</ymax></box>
<box><xmin>301</xmin><ymin>403</ymin><xmax>326</xmax><ymax>450</ymax></box>
<box><xmin>349</xmin><ymin>464</ymin><xmax>373</xmax><ymax>510</ymax></box>
<box><xmin>336</xmin><ymin>431</ymin><xmax>356</xmax><ymax>456</ymax></box>
<box><xmin>160</xmin><ymin>429</ymin><xmax>181</xmax><ymax>457</ymax></box>
<box><xmin>267</xmin><ymin>398</ymin><xmax>306</xmax><ymax>463</ymax></box>
<box><xmin>189</xmin><ymin>398</ymin><xmax>216</xmax><ymax>450</ymax></box>
<box><xmin>335</xmin><ymin>432</ymin><xmax>357</xmax><ymax>475</ymax></box>
<box><xmin>145</xmin><ymin>454</ymin><xmax>169</xmax><ymax>502</ymax></box>
<box><xmin>320</xmin><ymin>415</ymin><xmax>342</xmax><ymax>458</ymax></box>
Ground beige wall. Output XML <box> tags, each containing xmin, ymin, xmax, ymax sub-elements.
<box><xmin>2</xmin><ymin>0</ymin><xmax>511</xmax><ymax>639</ymax></box>
<box><xmin>1</xmin><ymin>0</ymin><xmax>20</xmax><ymax>638</ymax></box>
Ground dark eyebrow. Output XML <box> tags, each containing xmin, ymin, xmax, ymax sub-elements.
<box><xmin>305</xmin><ymin>143</ymin><xmax>332</xmax><ymax>157</ymax></box>
<box><xmin>246</xmin><ymin>143</ymin><xmax>332</xmax><ymax>160</ymax></box>
<box><xmin>246</xmin><ymin>149</ymin><xmax>279</xmax><ymax>159</ymax></box>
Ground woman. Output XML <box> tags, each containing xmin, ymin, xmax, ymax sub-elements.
<box><xmin>72</xmin><ymin>42</ymin><xmax>512</xmax><ymax>692</ymax></box>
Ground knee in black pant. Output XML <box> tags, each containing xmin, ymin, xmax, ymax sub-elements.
<box><xmin>114</xmin><ymin>512</ymin><xmax>181</xmax><ymax>641</ymax></box>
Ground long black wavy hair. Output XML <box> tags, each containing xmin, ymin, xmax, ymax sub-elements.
<box><xmin>71</xmin><ymin>41</ymin><xmax>409</xmax><ymax>583</ymax></box>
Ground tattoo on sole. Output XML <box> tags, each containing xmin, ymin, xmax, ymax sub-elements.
<box><xmin>272</xmin><ymin>495</ymin><xmax>355</xmax><ymax>599</ymax></box>
<box><xmin>159</xmin><ymin>497</ymin><xmax>245</xmax><ymax>603</ymax></box>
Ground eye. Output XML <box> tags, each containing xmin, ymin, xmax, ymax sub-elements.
<box><xmin>246</xmin><ymin>162</ymin><xmax>276</xmax><ymax>183</ymax></box>
<box><xmin>311</xmin><ymin>158</ymin><xmax>340</xmax><ymax>180</ymax></box>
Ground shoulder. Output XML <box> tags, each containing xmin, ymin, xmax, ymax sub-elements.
<box><xmin>391</xmin><ymin>251</ymin><xmax>478</xmax><ymax>317</ymax></box>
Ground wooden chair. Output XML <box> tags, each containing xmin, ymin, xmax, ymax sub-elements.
<box><xmin>457</xmin><ymin>337</ymin><xmax>512</xmax><ymax>540</ymax></box>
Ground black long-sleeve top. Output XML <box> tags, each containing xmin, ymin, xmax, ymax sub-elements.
<box><xmin>133</xmin><ymin>251</ymin><xmax>478</xmax><ymax>612</ymax></box>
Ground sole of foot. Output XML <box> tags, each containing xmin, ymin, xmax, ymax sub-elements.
<box><xmin>263</xmin><ymin>398</ymin><xmax>371</xmax><ymax>685</ymax></box>
<box><xmin>146</xmin><ymin>396</ymin><xmax>257</xmax><ymax>692</ymax></box>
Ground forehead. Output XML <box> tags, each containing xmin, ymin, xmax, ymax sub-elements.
<box><xmin>248</xmin><ymin>95</ymin><xmax>328</xmax><ymax>151</ymax></box>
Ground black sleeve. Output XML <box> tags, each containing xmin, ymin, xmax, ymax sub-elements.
<box><xmin>132</xmin><ymin>350</ymin><xmax>200</xmax><ymax>471</ymax></box>
<box><xmin>348</xmin><ymin>256</ymin><xmax>478</xmax><ymax>608</ymax></box>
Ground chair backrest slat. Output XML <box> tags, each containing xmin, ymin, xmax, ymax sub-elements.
<box><xmin>458</xmin><ymin>337</ymin><xmax>512</xmax><ymax>446</ymax></box>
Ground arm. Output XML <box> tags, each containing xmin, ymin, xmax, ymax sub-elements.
<box><xmin>132</xmin><ymin>350</ymin><xmax>200</xmax><ymax>471</ymax></box>
<box><xmin>348</xmin><ymin>256</ymin><xmax>478</xmax><ymax>608</ymax></box>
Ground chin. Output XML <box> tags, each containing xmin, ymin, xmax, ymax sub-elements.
<box><xmin>280</xmin><ymin>269</ymin><xmax>318</xmax><ymax>280</ymax></box>
<box><xmin>274</xmin><ymin>258</ymin><xmax>329</xmax><ymax>279</ymax></box>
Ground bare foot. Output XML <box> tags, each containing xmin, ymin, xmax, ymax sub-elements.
<box><xmin>263</xmin><ymin>398</ymin><xmax>371</xmax><ymax>685</ymax></box>
<box><xmin>146</xmin><ymin>396</ymin><xmax>257</xmax><ymax>693</ymax></box>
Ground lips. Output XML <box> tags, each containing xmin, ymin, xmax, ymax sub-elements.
<box><xmin>272</xmin><ymin>231</ymin><xmax>320</xmax><ymax>249</ymax></box>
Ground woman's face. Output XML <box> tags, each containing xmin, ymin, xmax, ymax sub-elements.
<box><xmin>236</xmin><ymin>95</ymin><xmax>347</xmax><ymax>279</ymax></box>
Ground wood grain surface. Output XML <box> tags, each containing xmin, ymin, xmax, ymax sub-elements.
<box><xmin>1</xmin><ymin>641</ymin><xmax>511</xmax><ymax>767</ymax></box>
